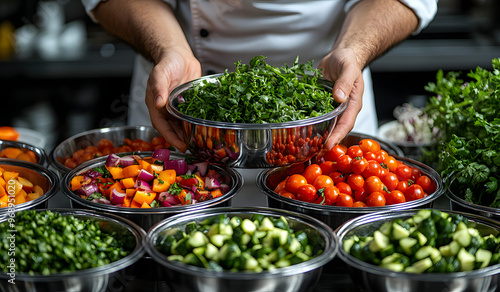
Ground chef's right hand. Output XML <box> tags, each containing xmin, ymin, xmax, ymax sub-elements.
<box><xmin>145</xmin><ymin>50</ymin><xmax>201</xmax><ymax>153</ymax></box>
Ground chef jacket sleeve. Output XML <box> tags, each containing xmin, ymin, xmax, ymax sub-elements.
<box><xmin>81</xmin><ymin>0</ymin><xmax>176</xmax><ymax>22</ymax></box>
<box><xmin>344</xmin><ymin>0</ymin><xmax>438</xmax><ymax>34</ymax></box>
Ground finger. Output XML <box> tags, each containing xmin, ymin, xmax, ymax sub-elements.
<box><xmin>148</xmin><ymin>67</ymin><xmax>171</xmax><ymax>109</ymax></box>
<box><xmin>331</xmin><ymin>65</ymin><xmax>360</xmax><ymax>104</ymax></box>
<box><xmin>151</xmin><ymin>109</ymin><xmax>188</xmax><ymax>153</ymax></box>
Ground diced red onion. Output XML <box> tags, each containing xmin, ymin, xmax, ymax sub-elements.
<box><xmin>91</xmin><ymin>198</ymin><xmax>100</xmax><ymax>204</ymax></box>
<box><xmin>137</xmin><ymin>169</ymin><xmax>154</xmax><ymax>182</ymax></box>
<box><xmin>152</xmin><ymin>148</ymin><xmax>171</xmax><ymax>162</ymax></box>
<box><xmin>110</xmin><ymin>188</ymin><xmax>126</xmax><ymax>205</ymax></box>
<box><xmin>186</xmin><ymin>164</ymin><xmax>197</xmax><ymax>175</ymax></box>
<box><xmin>78</xmin><ymin>183</ymin><xmax>99</xmax><ymax>197</ymax></box>
<box><xmin>99</xmin><ymin>198</ymin><xmax>112</xmax><ymax>205</ymax></box>
<box><xmin>106</xmin><ymin>153</ymin><xmax>121</xmax><ymax>167</ymax></box>
<box><xmin>84</xmin><ymin>170</ymin><xmax>102</xmax><ymax>179</ymax></box>
<box><xmin>205</xmin><ymin>177</ymin><xmax>220</xmax><ymax>190</ymax></box>
<box><xmin>193</xmin><ymin>162</ymin><xmax>208</xmax><ymax>177</ymax></box>
<box><xmin>119</xmin><ymin>155</ymin><xmax>136</xmax><ymax>167</ymax></box>
<box><xmin>219</xmin><ymin>183</ymin><xmax>230</xmax><ymax>194</ymax></box>
<box><xmin>164</xmin><ymin>159</ymin><xmax>188</xmax><ymax>175</ymax></box>
<box><xmin>135</xmin><ymin>180</ymin><xmax>152</xmax><ymax>192</ymax></box>
<box><xmin>178</xmin><ymin>95</ymin><xmax>185</xmax><ymax>103</ymax></box>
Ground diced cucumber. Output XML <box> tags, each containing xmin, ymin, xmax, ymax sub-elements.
<box><xmin>452</xmin><ymin>229</ymin><xmax>471</xmax><ymax>247</ymax></box>
<box><xmin>415</xmin><ymin>246</ymin><xmax>442</xmax><ymax>263</ymax></box>
<box><xmin>210</xmin><ymin>234</ymin><xmax>230</xmax><ymax>247</ymax></box>
<box><xmin>206</xmin><ymin>224</ymin><xmax>220</xmax><ymax>237</ymax></box>
<box><xmin>412</xmin><ymin>231</ymin><xmax>428</xmax><ymax>246</ymax></box>
<box><xmin>241</xmin><ymin>219</ymin><xmax>257</xmax><ymax>234</ymax></box>
<box><xmin>192</xmin><ymin>246</ymin><xmax>206</xmax><ymax>257</ymax></box>
<box><xmin>205</xmin><ymin>243</ymin><xmax>219</xmax><ymax>261</ymax></box>
<box><xmin>219</xmin><ymin>223</ymin><xmax>233</xmax><ymax>236</ymax></box>
<box><xmin>439</xmin><ymin>241</ymin><xmax>461</xmax><ymax>257</ymax></box>
<box><xmin>380</xmin><ymin>262</ymin><xmax>405</xmax><ymax>272</ymax></box>
<box><xmin>172</xmin><ymin>237</ymin><xmax>191</xmax><ymax>256</ymax></box>
<box><xmin>369</xmin><ymin>230</ymin><xmax>390</xmax><ymax>253</ymax></box>
<box><xmin>456</xmin><ymin>221</ymin><xmax>468</xmax><ymax>231</ymax></box>
<box><xmin>188</xmin><ymin>231</ymin><xmax>209</xmax><ymax>248</ymax></box>
<box><xmin>381</xmin><ymin>253</ymin><xmax>404</xmax><ymax>265</ymax></box>
<box><xmin>242</xmin><ymin>253</ymin><xmax>259</xmax><ymax>270</ymax></box>
<box><xmin>258</xmin><ymin>217</ymin><xmax>275</xmax><ymax>231</ymax></box>
<box><xmin>379</xmin><ymin>222</ymin><xmax>392</xmax><ymax>236</ymax></box>
<box><xmin>392</xmin><ymin>222</ymin><xmax>410</xmax><ymax>240</ymax></box>
<box><xmin>457</xmin><ymin>248</ymin><xmax>475</xmax><ymax>271</ymax></box>
<box><xmin>399</xmin><ymin>237</ymin><xmax>418</xmax><ymax>256</ymax></box>
<box><xmin>288</xmin><ymin>238</ymin><xmax>302</xmax><ymax>254</ymax></box>
<box><xmin>416</xmin><ymin>209</ymin><xmax>432</xmax><ymax>220</ymax></box>
<box><xmin>167</xmin><ymin>254</ymin><xmax>184</xmax><ymax>262</ymax></box>
<box><xmin>404</xmin><ymin>258</ymin><xmax>433</xmax><ymax>274</ymax></box>
<box><xmin>183</xmin><ymin>253</ymin><xmax>203</xmax><ymax>267</ymax></box>
<box><xmin>295</xmin><ymin>230</ymin><xmax>309</xmax><ymax>247</ymax></box>
<box><xmin>185</xmin><ymin>221</ymin><xmax>198</xmax><ymax>234</ymax></box>
<box><xmin>343</xmin><ymin>238</ymin><xmax>356</xmax><ymax>253</ymax></box>
<box><xmin>229</xmin><ymin>216</ymin><xmax>242</xmax><ymax>228</ymax></box>
<box><xmin>476</xmin><ymin>249</ymin><xmax>492</xmax><ymax>269</ymax></box>
<box><xmin>272</xmin><ymin>228</ymin><xmax>290</xmax><ymax>246</ymax></box>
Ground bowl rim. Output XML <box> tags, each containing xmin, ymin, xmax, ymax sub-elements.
<box><xmin>167</xmin><ymin>73</ymin><xmax>349</xmax><ymax>130</ymax></box>
<box><xmin>0</xmin><ymin>208</ymin><xmax>146</xmax><ymax>280</ymax></box>
<box><xmin>0</xmin><ymin>139</ymin><xmax>48</xmax><ymax>166</ymax></box>
<box><xmin>0</xmin><ymin>158</ymin><xmax>59</xmax><ymax>213</ymax></box>
<box><xmin>49</xmin><ymin>125</ymin><xmax>161</xmax><ymax>174</ymax></box>
<box><xmin>257</xmin><ymin>154</ymin><xmax>444</xmax><ymax>213</ymax></box>
<box><xmin>445</xmin><ymin>174</ymin><xmax>500</xmax><ymax>216</ymax></box>
<box><xmin>144</xmin><ymin>206</ymin><xmax>338</xmax><ymax>279</ymax></box>
<box><xmin>60</xmin><ymin>152</ymin><xmax>244</xmax><ymax>214</ymax></box>
<box><xmin>335</xmin><ymin>208</ymin><xmax>500</xmax><ymax>280</ymax></box>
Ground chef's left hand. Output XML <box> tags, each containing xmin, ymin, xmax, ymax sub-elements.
<box><xmin>318</xmin><ymin>47</ymin><xmax>364</xmax><ymax>150</ymax></box>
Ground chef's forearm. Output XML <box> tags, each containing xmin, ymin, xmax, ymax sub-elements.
<box><xmin>92</xmin><ymin>0</ymin><xmax>192</xmax><ymax>64</ymax></box>
<box><xmin>334</xmin><ymin>0</ymin><xmax>419</xmax><ymax>70</ymax></box>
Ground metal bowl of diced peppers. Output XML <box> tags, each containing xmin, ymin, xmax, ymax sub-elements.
<box><xmin>61</xmin><ymin>150</ymin><xmax>243</xmax><ymax>231</ymax></box>
<box><xmin>336</xmin><ymin>208</ymin><xmax>500</xmax><ymax>292</ymax></box>
<box><xmin>144</xmin><ymin>206</ymin><xmax>338</xmax><ymax>292</ymax></box>
<box><xmin>167</xmin><ymin>73</ymin><xmax>348</xmax><ymax>168</ymax></box>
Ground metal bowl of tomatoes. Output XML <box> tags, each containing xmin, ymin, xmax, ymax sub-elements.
<box><xmin>257</xmin><ymin>133</ymin><xmax>443</xmax><ymax>230</ymax></box>
<box><xmin>49</xmin><ymin>126</ymin><xmax>171</xmax><ymax>175</ymax></box>
<box><xmin>167</xmin><ymin>73</ymin><xmax>349</xmax><ymax>168</ymax></box>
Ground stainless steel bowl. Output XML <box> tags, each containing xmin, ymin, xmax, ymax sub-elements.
<box><xmin>167</xmin><ymin>74</ymin><xmax>349</xmax><ymax>168</ymax></box>
<box><xmin>0</xmin><ymin>159</ymin><xmax>59</xmax><ymax>214</ymax></box>
<box><xmin>49</xmin><ymin>125</ymin><xmax>164</xmax><ymax>175</ymax></box>
<box><xmin>0</xmin><ymin>139</ymin><xmax>48</xmax><ymax>166</ymax></box>
<box><xmin>336</xmin><ymin>209</ymin><xmax>500</xmax><ymax>292</ymax></box>
<box><xmin>0</xmin><ymin>208</ymin><xmax>145</xmax><ymax>292</ymax></box>
<box><xmin>257</xmin><ymin>133</ymin><xmax>442</xmax><ymax>230</ymax></box>
<box><xmin>61</xmin><ymin>152</ymin><xmax>243</xmax><ymax>231</ymax></box>
<box><xmin>446</xmin><ymin>174</ymin><xmax>500</xmax><ymax>221</ymax></box>
<box><xmin>144</xmin><ymin>206</ymin><xmax>338</xmax><ymax>292</ymax></box>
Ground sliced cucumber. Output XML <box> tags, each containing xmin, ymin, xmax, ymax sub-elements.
<box><xmin>369</xmin><ymin>230</ymin><xmax>390</xmax><ymax>253</ymax></box>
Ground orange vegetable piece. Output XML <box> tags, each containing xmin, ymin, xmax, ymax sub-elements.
<box><xmin>0</xmin><ymin>126</ymin><xmax>19</xmax><ymax>141</ymax></box>
<box><xmin>123</xmin><ymin>194</ymin><xmax>132</xmax><ymax>207</ymax></box>
<box><xmin>0</xmin><ymin>185</ymin><xmax>6</xmax><ymax>198</ymax></box>
<box><xmin>125</xmin><ymin>188</ymin><xmax>136</xmax><ymax>198</ymax></box>
<box><xmin>121</xmin><ymin>177</ymin><xmax>136</xmax><ymax>189</ymax></box>
<box><xmin>1</xmin><ymin>147</ymin><xmax>23</xmax><ymax>159</ymax></box>
<box><xmin>141</xmin><ymin>202</ymin><xmax>151</xmax><ymax>208</ymax></box>
<box><xmin>138</xmin><ymin>159</ymin><xmax>151</xmax><ymax>172</ymax></box>
<box><xmin>32</xmin><ymin>185</ymin><xmax>44</xmax><ymax>196</ymax></box>
<box><xmin>158</xmin><ymin>169</ymin><xmax>176</xmax><ymax>185</ymax></box>
<box><xmin>210</xmin><ymin>189</ymin><xmax>223</xmax><ymax>199</ymax></box>
<box><xmin>105</xmin><ymin>182</ymin><xmax>123</xmax><ymax>198</ymax></box>
<box><xmin>26</xmin><ymin>150</ymin><xmax>38</xmax><ymax>163</ymax></box>
<box><xmin>107</xmin><ymin>166</ymin><xmax>125</xmax><ymax>180</ymax></box>
<box><xmin>148</xmin><ymin>164</ymin><xmax>164</xmax><ymax>175</ymax></box>
<box><xmin>14</xmin><ymin>191</ymin><xmax>26</xmax><ymax>204</ymax></box>
<box><xmin>0</xmin><ymin>195</ymin><xmax>8</xmax><ymax>207</ymax></box>
<box><xmin>152</xmin><ymin>178</ymin><xmax>170</xmax><ymax>193</ymax></box>
<box><xmin>16</xmin><ymin>152</ymin><xmax>36</xmax><ymax>163</ymax></box>
<box><xmin>27</xmin><ymin>192</ymin><xmax>41</xmax><ymax>201</ymax></box>
<box><xmin>0</xmin><ymin>177</ymin><xmax>5</xmax><ymax>189</ymax></box>
<box><xmin>70</xmin><ymin>176</ymin><xmax>85</xmax><ymax>191</ymax></box>
<box><xmin>133</xmin><ymin>191</ymin><xmax>156</xmax><ymax>205</ymax></box>
<box><xmin>177</xmin><ymin>189</ymin><xmax>192</xmax><ymax>205</ymax></box>
<box><xmin>130</xmin><ymin>200</ymin><xmax>142</xmax><ymax>208</ymax></box>
<box><xmin>3</xmin><ymin>170</ymin><xmax>19</xmax><ymax>182</ymax></box>
<box><xmin>122</xmin><ymin>165</ymin><xmax>141</xmax><ymax>178</ymax></box>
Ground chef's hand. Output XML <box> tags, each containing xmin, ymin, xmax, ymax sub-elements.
<box><xmin>318</xmin><ymin>47</ymin><xmax>364</xmax><ymax>150</ymax></box>
<box><xmin>145</xmin><ymin>50</ymin><xmax>201</xmax><ymax>153</ymax></box>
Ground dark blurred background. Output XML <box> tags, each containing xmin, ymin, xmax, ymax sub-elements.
<box><xmin>0</xmin><ymin>0</ymin><xmax>499</xmax><ymax>152</ymax></box>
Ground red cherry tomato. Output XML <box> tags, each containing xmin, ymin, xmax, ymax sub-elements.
<box><xmin>336</xmin><ymin>182</ymin><xmax>352</xmax><ymax>196</ymax></box>
<box><xmin>336</xmin><ymin>193</ymin><xmax>354</xmax><ymax>207</ymax></box>
<box><xmin>362</xmin><ymin>160</ymin><xmax>382</xmax><ymax>178</ymax></box>
<box><xmin>351</xmin><ymin>157</ymin><xmax>368</xmax><ymax>175</ymax></box>
<box><xmin>366</xmin><ymin>191</ymin><xmax>386</xmax><ymax>207</ymax></box>
<box><xmin>336</xmin><ymin>154</ymin><xmax>353</xmax><ymax>174</ymax></box>
<box><xmin>405</xmin><ymin>184</ymin><xmax>425</xmax><ymax>201</ymax></box>
<box><xmin>364</xmin><ymin>176</ymin><xmax>384</xmax><ymax>194</ymax></box>
<box><xmin>354</xmin><ymin>188</ymin><xmax>368</xmax><ymax>203</ymax></box>
<box><xmin>296</xmin><ymin>184</ymin><xmax>318</xmax><ymax>203</ymax></box>
<box><xmin>347</xmin><ymin>174</ymin><xmax>365</xmax><ymax>191</ymax></box>
<box><xmin>302</xmin><ymin>164</ymin><xmax>322</xmax><ymax>184</ymax></box>
<box><xmin>396</xmin><ymin>180</ymin><xmax>409</xmax><ymax>193</ymax></box>
<box><xmin>279</xmin><ymin>191</ymin><xmax>296</xmax><ymax>200</ymax></box>
<box><xmin>386</xmin><ymin>190</ymin><xmax>406</xmax><ymax>205</ymax></box>
<box><xmin>321</xmin><ymin>186</ymin><xmax>340</xmax><ymax>205</ymax></box>
<box><xmin>346</xmin><ymin>145</ymin><xmax>364</xmax><ymax>159</ymax></box>
<box><xmin>285</xmin><ymin>174</ymin><xmax>308</xmax><ymax>194</ymax></box>
<box><xmin>329</xmin><ymin>171</ymin><xmax>346</xmax><ymax>184</ymax></box>
<box><xmin>381</xmin><ymin>172</ymin><xmax>399</xmax><ymax>191</ymax></box>
<box><xmin>312</xmin><ymin>175</ymin><xmax>334</xmax><ymax>190</ymax></box>
<box><xmin>359</xmin><ymin>139</ymin><xmax>381</xmax><ymax>153</ymax></box>
<box><xmin>395</xmin><ymin>164</ymin><xmax>412</xmax><ymax>181</ymax></box>
<box><xmin>416</xmin><ymin>175</ymin><xmax>434</xmax><ymax>194</ymax></box>
<box><xmin>384</xmin><ymin>156</ymin><xmax>398</xmax><ymax>173</ymax></box>
<box><xmin>324</xmin><ymin>144</ymin><xmax>347</xmax><ymax>162</ymax></box>
<box><xmin>353</xmin><ymin>201</ymin><xmax>367</xmax><ymax>207</ymax></box>
<box><xmin>319</xmin><ymin>161</ymin><xmax>337</xmax><ymax>176</ymax></box>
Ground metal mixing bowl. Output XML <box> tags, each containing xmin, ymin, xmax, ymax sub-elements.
<box><xmin>0</xmin><ymin>139</ymin><xmax>48</xmax><ymax>166</ymax></box>
<box><xmin>144</xmin><ymin>206</ymin><xmax>338</xmax><ymax>292</ymax></box>
<box><xmin>0</xmin><ymin>158</ymin><xmax>59</xmax><ymax>214</ymax></box>
<box><xmin>0</xmin><ymin>208</ymin><xmax>145</xmax><ymax>292</ymax></box>
<box><xmin>336</xmin><ymin>209</ymin><xmax>500</xmax><ymax>292</ymax></box>
<box><xmin>61</xmin><ymin>152</ymin><xmax>243</xmax><ymax>231</ymax></box>
<box><xmin>446</xmin><ymin>174</ymin><xmax>500</xmax><ymax>221</ymax></box>
<box><xmin>257</xmin><ymin>133</ymin><xmax>442</xmax><ymax>230</ymax></box>
<box><xmin>49</xmin><ymin>125</ymin><xmax>164</xmax><ymax>175</ymax></box>
<box><xmin>167</xmin><ymin>74</ymin><xmax>349</xmax><ymax>168</ymax></box>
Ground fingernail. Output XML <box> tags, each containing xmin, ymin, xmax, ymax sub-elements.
<box><xmin>335</xmin><ymin>89</ymin><xmax>346</xmax><ymax>100</ymax></box>
<box><xmin>155</xmin><ymin>95</ymin><xmax>162</xmax><ymax>105</ymax></box>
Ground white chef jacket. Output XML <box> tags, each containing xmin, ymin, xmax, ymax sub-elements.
<box><xmin>83</xmin><ymin>0</ymin><xmax>438</xmax><ymax>136</ymax></box>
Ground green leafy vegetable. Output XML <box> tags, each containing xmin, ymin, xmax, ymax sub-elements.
<box><xmin>422</xmin><ymin>58</ymin><xmax>500</xmax><ymax>207</ymax></box>
<box><xmin>177</xmin><ymin>55</ymin><xmax>339</xmax><ymax>123</ymax></box>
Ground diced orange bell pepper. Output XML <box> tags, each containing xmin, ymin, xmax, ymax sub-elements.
<box><xmin>123</xmin><ymin>194</ymin><xmax>132</xmax><ymax>207</ymax></box>
<box><xmin>158</xmin><ymin>169</ymin><xmax>176</xmax><ymax>185</ymax></box>
<box><xmin>152</xmin><ymin>178</ymin><xmax>170</xmax><ymax>193</ymax></box>
<box><xmin>70</xmin><ymin>175</ymin><xmax>85</xmax><ymax>191</ymax></box>
<box><xmin>0</xmin><ymin>194</ymin><xmax>8</xmax><ymax>207</ymax></box>
<box><xmin>125</xmin><ymin>188</ymin><xmax>136</xmax><ymax>197</ymax></box>
<box><xmin>122</xmin><ymin>165</ymin><xmax>141</xmax><ymax>178</ymax></box>
<box><xmin>133</xmin><ymin>190</ymin><xmax>156</xmax><ymax>205</ymax></box>
<box><xmin>3</xmin><ymin>171</ymin><xmax>19</xmax><ymax>182</ymax></box>
<box><xmin>107</xmin><ymin>166</ymin><xmax>125</xmax><ymax>180</ymax></box>
<box><xmin>141</xmin><ymin>202</ymin><xmax>151</xmax><ymax>208</ymax></box>
<box><xmin>148</xmin><ymin>164</ymin><xmax>164</xmax><ymax>175</ymax></box>
<box><xmin>130</xmin><ymin>200</ymin><xmax>142</xmax><ymax>208</ymax></box>
<box><xmin>177</xmin><ymin>189</ymin><xmax>192</xmax><ymax>205</ymax></box>
<box><xmin>210</xmin><ymin>189</ymin><xmax>223</xmax><ymax>199</ymax></box>
<box><xmin>0</xmin><ymin>185</ymin><xmax>6</xmax><ymax>198</ymax></box>
<box><xmin>138</xmin><ymin>159</ymin><xmax>151</xmax><ymax>171</ymax></box>
<box><xmin>14</xmin><ymin>191</ymin><xmax>26</xmax><ymax>204</ymax></box>
<box><xmin>27</xmin><ymin>192</ymin><xmax>41</xmax><ymax>201</ymax></box>
<box><xmin>215</xmin><ymin>148</ymin><xmax>226</xmax><ymax>158</ymax></box>
<box><xmin>1</xmin><ymin>148</ymin><xmax>23</xmax><ymax>159</ymax></box>
<box><xmin>121</xmin><ymin>177</ymin><xmax>136</xmax><ymax>189</ymax></box>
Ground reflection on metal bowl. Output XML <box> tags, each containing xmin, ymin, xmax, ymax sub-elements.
<box><xmin>144</xmin><ymin>206</ymin><xmax>338</xmax><ymax>292</ymax></box>
<box><xmin>336</xmin><ymin>209</ymin><xmax>500</xmax><ymax>292</ymax></box>
<box><xmin>167</xmin><ymin>74</ymin><xmax>348</xmax><ymax>168</ymax></box>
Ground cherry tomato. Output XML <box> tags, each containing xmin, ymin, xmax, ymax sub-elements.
<box><xmin>288</xmin><ymin>163</ymin><xmax>306</xmax><ymax>175</ymax></box>
<box><xmin>296</xmin><ymin>184</ymin><xmax>318</xmax><ymax>203</ymax></box>
<box><xmin>347</xmin><ymin>174</ymin><xmax>364</xmax><ymax>191</ymax></box>
<box><xmin>405</xmin><ymin>184</ymin><xmax>425</xmax><ymax>201</ymax></box>
<box><xmin>324</xmin><ymin>144</ymin><xmax>346</xmax><ymax>162</ymax></box>
<box><xmin>376</xmin><ymin>150</ymin><xmax>389</xmax><ymax>164</ymax></box>
<box><xmin>362</xmin><ymin>160</ymin><xmax>382</xmax><ymax>179</ymax></box>
<box><xmin>313</xmin><ymin>175</ymin><xmax>334</xmax><ymax>190</ymax></box>
<box><xmin>354</xmin><ymin>188</ymin><xmax>368</xmax><ymax>203</ymax></box>
<box><xmin>285</xmin><ymin>174</ymin><xmax>308</xmax><ymax>194</ymax></box>
<box><xmin>346</xmin><ymin>145</ymin><xmax>363</xmax><ymax>159</ymax></box>
<box><xmin>319</xmin><ymin>161</ymin><xmax>337</xmax><ymax>176</ymax></box>
<box><xmin>364</xmin><ymin>176</ymin><xmax>384</xmax><ymax>194</ymax></box>
<box><xmin>274</xmin><ymin>180</ymin><xmax>287</xmax><ymax>193</ymax></box>
<box><xmin>279</xmin><ymin>191</ymin><xmax>296</xmax><ymax>200</ymax></box>
<box><xmin>396</xmin><ymin>180</ymin><xmax>409</xmax><ymax>193</ymax></box>
<box><xmin>379</xmin><ymin>166</ymin><xmax>389</xmax><ymax>177</ymax></box>
<box><xmin>363</xmin><ymin>151</ymin><xmax>378</xmax><ymax>161</ymax></box>
<box><xmin>384</xmin><ymin>156</ymin><xmax>398</xmax><ymax>173</ymax></box>
<box><xmin>366</xmin><ymin>191</ymin><xmax>386</xmax><ymax>207</ymax></box>
<box><xmin>329</xmin><ymin>171</ymin><xmax>346</xmax><ymax>184</ymax></box>
<box><xmin>336</xmin><ymin>193</ymin><xmax>354</xmax><ymax>207</ymax></box>
<box><xmin>151</xmin><ymin>136</ymin><xmax>167</xmax><ymax>146</ymax></box>
<box><xmin>381</xmin><ymin>172</ymin><xmax>399</xmax><ymax>191</ymax></box>
<box><xmin>97</xmin><ymin>139</ymin><xmax>114</xmax><ymax>151</ymax></box>
<box><xmin>359</xmin><ymin>139</ymin><xmax>381</xmax><ymax>153</ymax></box>
<box><xmin>386</xmin><ymin>190</ymin><xmax>406</xmax><ymax>205</ymax></box>
<box><xmin>409</xmin><ymin>167</ymin><xmax>421</xmax><ymax>182</ymax></box>
<box><xmin>321</xmin><ymin>186</ymin><xmax>340</xmax><ymax>205</ymax></box>
<box><xmin>353</xmin><ymin>201</ymin><xmax>367</xmax><ymax>207</ymax></box>
<box><xmin>416</xmin><ymin>175</ymin><xmax>434</xmax><ymax>193</ymax></box>
<box><xmin>395</xmin><ymin>164</ymin><xmax>412</xmax><ymax>181</ymax></box>
<box><xmin>303</xmin><ymin>164</ymin><xmax>322</xmax><ymax>184</ymax></box>
<box><xmin>336</xmin><ymin>182</ymin><xmax>352</xmax><ymax>196</ymax></box>
<box><xmin>351</xmin><ymin>157</ymin><xmax>368</xmax><ymax>175</ymax></box>
<box><xmin>336</xmin><ymin>154</ymin><xmax>352</xmax><ymax>173</ymax></box>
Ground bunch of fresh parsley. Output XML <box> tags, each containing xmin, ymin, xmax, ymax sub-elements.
<box><xmin>423</xmin><ymin>58</ymin><xmax>500</xmax><ymax>207</ymax></box>
<box><xmin>177</xmin><ymin>55</ymin><xmax>339</xmax><ymax>123</ymax></box>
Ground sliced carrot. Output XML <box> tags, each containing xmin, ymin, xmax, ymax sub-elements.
<box><xmin>152</xmin><ymin>178</ymin><xmax>170</xmax><ymax>193</ymax></box>
<box><xmin>121</xmin><ymin>177</ymin><xmax>136</xmax><ymax>189</ymax></box>
<box><xmin>133</xmin><ymin>190</ymin><xmax>156</xmax><ymax>205</ymax></box>
<box><xmin>107</xmin><ymin>166</ymin><xmax>125</xmax><ymax>180</ymax></box>
<box><xmin>122</xmin><ymin>165</ymin><xmax>141</xmax><ymax>178</ymax></box>
<box><xmin>70</xmin><ymin>175</ymin><xmax>85</xmax><ymax>191</ymax></box>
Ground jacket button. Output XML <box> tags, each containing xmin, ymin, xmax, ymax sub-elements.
<box><xmin>200</xmin><ymin>29</ymin><xmax>209</xmax><ymax>37</ymax></box>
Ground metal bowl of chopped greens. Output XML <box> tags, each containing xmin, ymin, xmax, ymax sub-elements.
<box><xmin>144</xmin><ymin>206</ymin><xmax>338</xmax><ymax>292</ymax></box>
<box><xmin>167</xmin><ymin>56</ymin><xmax>348</xmax><ymax>168</ymax></box>
<box><xmin>336</xmin><ymin>208</ymin><xmax>500</xmax><ymax>292</ymax></box>
<box><xmin>0</xmin><ymin>208</ymin><xmax>145</xmax><ymax>291</ymax></box>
